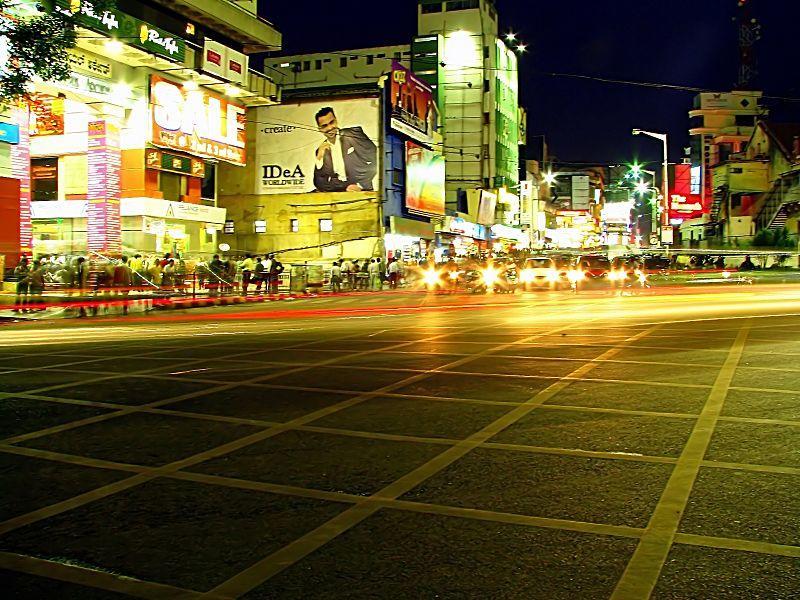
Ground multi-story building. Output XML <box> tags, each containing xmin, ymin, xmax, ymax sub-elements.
<box><xmin>688</xmin><ymin>90</ymin><xmax>766</xmax><ymax>225</ymax></box>
<box><xmin>0</xmin><ymin>0</ymin><xmax>280</xmax><ymax>266</ymax></box>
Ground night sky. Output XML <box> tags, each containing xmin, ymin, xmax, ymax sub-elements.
<box><xmin>259</xmin><ymin>0</ymin><xmax>800</xmax><ymax>172</ymax></box>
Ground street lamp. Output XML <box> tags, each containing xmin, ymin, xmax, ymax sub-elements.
<box><xmin>632</xmin><ymin>129</ymin><xmax>669</xmax><ymax>244</ymax></box>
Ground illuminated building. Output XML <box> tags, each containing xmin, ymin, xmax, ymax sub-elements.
<box><xmin>0</xmin><ymin>0</ymin><xmax>280</xmax><ymax>265</ymax></box>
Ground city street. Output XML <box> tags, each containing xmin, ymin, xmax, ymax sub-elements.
<box><xmin>1</xmin><ymin>284</ymin><xmax>799</xmax><ymax>599</ymax></box>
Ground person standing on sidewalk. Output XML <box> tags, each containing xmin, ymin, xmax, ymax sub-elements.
<box><xmin>253</xmin><ymin>256</ymin><xmax>265</xmax><ymax>293</ymax></box>
<box><xmin>368</xmin><ymin>258</ymin><xmax>381</xmax><ymax>291</ymax></box>
<box><xmin>330</xmin><ymin>261</ymin><xmax>342</xmax><ymax>292</ymax></box>
<box><xmin>26</xmin><ymin>259</ymin><xmax>45</xmax><ymax>311</ymax></box>
<box><xmin>387</xmin><ymin>257</ymin><xmax>400</xmax><ymax>289</ymax></box>
<box><xmin>13</xmin><ymin>257</ymin><xmax>30</xmax><ymax>313</ymax></box>
<box><xmin>239</xmin><ymin>254</ymin><xmax>255</xmax><ymax>295</ymax></box>
<box><xmin>113</xmin><ymin>257</ymin><xmax>133</xmax><ymax>315</ymax></box>
<box><xmin>268</xmin><ymin>254</ymin><xmax>284</xmax><ymax>295</ymax></box>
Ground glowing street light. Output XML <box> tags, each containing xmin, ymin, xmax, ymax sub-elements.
<box><xmin>505</xmin><ymin>32</ymin><xmax>516</xmax><ymax>41</ymax></box>
<box><xmin>635</xmin><ymin>180</ymin><xmax>650</xmax><ymax>195</ymax></box>
<box><xmin>543</xmin><ymin>171</ymin><xmax>557</xmax><ymax>185</ymax></box>
<box><xmin>516</xmin><ymin>43</ymin><xmax>527</xmax><ymax>54</ymax></box>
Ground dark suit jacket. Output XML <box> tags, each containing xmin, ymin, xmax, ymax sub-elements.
<box><xmin>313</xmin><ymin>126</ymin><xmax>377</xmax><ymax>192</ymax></box>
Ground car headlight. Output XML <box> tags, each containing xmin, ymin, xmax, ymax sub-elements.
<box><xmin>423</xmin><ymin>268</ymin><xmax>441</xmax><ymax>287</ymax></box>
<box><xmin>520</xmin><ymin>269</ymin><xmax>535</xmax><ymax>283</ymax></box>
<box><xmin>546</xmin><ymin>269</ymin><xmax>560</xmax><ymax>282</ymax></box>
<box><xmin>567</xmin><ymin>269</ymin><xmax>584</xmax><ymax>283</ymax></box>
<box><xmin>481</xmin><ymin>267</ymin><xmax>499</xmax><ymax>287</ymax></box>
<box><xmin>448</xmin><ymin>270</ymin><xmax>460</xmax><ymax>280</ymax></box>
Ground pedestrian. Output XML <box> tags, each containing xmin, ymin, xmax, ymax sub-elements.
<box><xmin>239</xmin><ymin>253</ymin><xmax>255</xmax><ymax>295</ymax></box>
<box><xmin>129</xmin><ymin>254</ymin><xmax>144</xmax><ymax>289</ymax></box>
<box><xmin>162</xmin><ymin>259</ymin><xmax>175</xmax><ymax>290</ymax></box>
<box><xmin>376</xmin><ymin>257</ymin><xmax>385</xmax><ymax>289</ymax></box>
<box><xmin>113</xmin><ymin>256</ymin><xmax>133</xmax><ymax>315</ymax></box>
<box><xmin>738</xmin><ymin>255</ymin><xmax>756</xmax><ymax>271</ymax></box>
<box><xmin>359</xmin><ymin>259</ymin><xmax>369</xmax><ymax>290</ymax></box>
<box><xmin>387</xmin><ymin>257</ymin><xmax>400</xmax><ymax>289</ymax></box>
<box><xmin>26</xmin><ymin>259</ymin><xmax>45</xmax><ymax>311</ymax></box>
<box><xmin>253</xmin><ymin>256</ymin><xmax>265</xmax><ymax>292</ymax></box>
<box><xmin>330</xmin><ymin>260</ymin><xmax>342</xmax><ymax>292</ymax></box>
<box><xmin>13</xmin><ymin>257</ymin><xmax>30</xmax><ymax>313</ymax></box>
<box><xmin>268</xmin><ymin>254</ymin><xmax>284</xmax><ymax>294</ymax></box>
<box><xmin>73</xmin><ymin>256</ymin><xmax>89</xmax><ymax>317</ymax></box>
<box><xmin>224</xmin><ymin>258</ymin><xmax>237</xmax><ymax>294</ymax></box>
<box><xmin>368</xmin><ymin>258</ymin><xmax>381</xmax><ymax>291</ymax></box>
<box><xmin>715</xmin><ymin>255</ymin><xmax>726</xmax><ymax>270</ymax></box>
<box><xmin>208</xmin><ymin>254</ymin><xmax>225</xmax><ymax>295</ymax></box>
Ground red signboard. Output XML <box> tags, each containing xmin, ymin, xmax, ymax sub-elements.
<box><xmin>669</xmin><ymin>164</ymin><xmax>704</xmax><ymax>222</ymax></box>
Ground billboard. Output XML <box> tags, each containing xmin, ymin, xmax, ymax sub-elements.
<box><xmin>669</xmin><ymin>163</ymin><xmax>704</xmax><ymax>222</ymax></box>
<box><xmin>390</xmin><ymin>61</ymin><xmax>438</xmax><ymax>144</ymax></box>
<box><xmin>405</xmin><ymin>141</ymin><xmax>445</xmax><ymax>216</ymax></box>
<box><xmin>150</xmin><ymin>75</ymin><xmax>246</xmax><ymax>166</ymax></box>
<box><xmin>477</xmin><ymin>190</ymin><xmax>497</xmax><ymax>225</ymax></box>
<box><xmin>255</xmin><ymin>98</ymin><xmax>380</xmax><ymax>194</ymax></box>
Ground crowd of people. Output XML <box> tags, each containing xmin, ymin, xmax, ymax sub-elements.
<box><xmin>329</xmin><ymin>256</ymin><xmax>404</xmax><ymax>292</ymax></box>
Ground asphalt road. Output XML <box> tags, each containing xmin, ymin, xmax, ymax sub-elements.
<box><xmin>1</xmin><ymin>285</ymin><xmax>799</xmax><ymax>599</ymax></box>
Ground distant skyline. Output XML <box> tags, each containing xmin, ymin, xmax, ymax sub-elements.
<box><xmin>259</xmin><ymin>0</ymin><xmax>800</xmax><ymax>169</ymax></box>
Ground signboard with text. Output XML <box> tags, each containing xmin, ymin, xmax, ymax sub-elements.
<box><xmin>390</xmin><ymin>61</ymin><xmax>438</xmax><ymax>144</ymax></box>
<box><xmin>669</xmin><ymin>163</ymin><xmax>705</xmax><ymax>222</ymax></box>
<box><xmin>405</xmin><ymin>141</ymin><xmax>445</xmax><ymax>216</ymax></box>
<box><xmin>150</xmin><ymin>75</ymin><xmax>246</xmax><ymax>166</ymax></box>
<box><xmin>87</xmin><ymin>120</ymin><xmax>122</xmax><ymax>255</ymax></box>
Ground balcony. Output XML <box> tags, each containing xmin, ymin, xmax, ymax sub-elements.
<box><xmin>712</xmin><ymin>160</ymin><xmax>770</xmax><ymax>194</ymax></box>
<box><xmin>148</xmin><ymin>0</ymin><xmax>281</xmax><ymax>51</ymax></box>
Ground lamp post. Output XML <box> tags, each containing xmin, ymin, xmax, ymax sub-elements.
<box><xmin>632</xmin><ymin>129</ymin><xmax>669</xmax><ymax>245</ymax></box>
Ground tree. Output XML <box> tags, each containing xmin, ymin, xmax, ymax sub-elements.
<box><xmin>0</xmin><ymin>1</ymin><xmax>115</xmax><ymax>105</ymax></box>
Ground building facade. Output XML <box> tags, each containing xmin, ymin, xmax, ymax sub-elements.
<box><xmin>0</xmin><ymin>0</ymin><xmax>280</xmax><ymax>267</ymax></box>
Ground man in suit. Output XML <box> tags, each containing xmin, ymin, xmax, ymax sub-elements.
<box><xmin>313</xmin><ymin>107</ymin><xmax>377</xmax><ymax>192</ymax></box>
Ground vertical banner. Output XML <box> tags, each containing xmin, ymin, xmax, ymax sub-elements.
<box><xmin>10</xmin><ymin>104</ymin><xmax>32</xmax><ymax>255</ymax></box>
<box><xmin>87</xmin><ymin>120</ymin><xmax>122</xmax><ymax>255</ymax></box>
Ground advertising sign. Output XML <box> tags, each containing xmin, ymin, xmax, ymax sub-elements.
<box><xmin>669</xmin><ymin>163</ymin><xmax>704</xmax><ymax>222</ymax></box>
<box><xmin>67</xmin><ymin>48</ymin><xmax>112</xmax><ymax>79</ymax></box>
<box><xmin>202</xmin><ymin>39</ymin><xmax>249</xmax><ymax>86</ymax></box>
<box><xmin>0</xmin><ymin>121</ymin><xmax>19</xmax><ymax>144</ymax></box>
<box><xmin>150</xmin><ymin>75</ymin><xmax>246</xmax><ymax>166</ymax></box>
<box><xmin>57</xmin><ymin>1</ymin><xmax>186</xmax><ymax>63</ymax></box>
<box><xmin>145</xmin><ymin>149</ymin><xmax>205</xmax><ymax>178</ymax></box>
<box><xmin>390</xmin><ymin>61</ymin><xmax>438</xmax><ymax>144</ymax></box>
<box><xmin>10</xmin><ymin>105</ymin><xmax>32</xmax><ymax>255</ymax></box>
<box><xmin>255</xmin><ymin>98</ymin><xmax>380</xmax><ymax>194</ymax></box>
<box><xmin>405</xmin><ymin>141</ymin><xmax>444</xmax><ymax>216</ymax></box>
<box><xmin>477</xmin><ymin>190</ymin><xmax>497</xmax><ymax>225</ymax></box>
<box><xmin>28</xmin><ymin>94</ymin><xmax>65</xmax><ymax>137</ymax></box>
<box><xmin>571</xmin><ymin>175</ymin><xmax>591</xmax><ymax>210</ymax></box>
<box><xmin>87</xmin><ymin>120</ymin><xmax>121</xmax><ymax>254</ymax></box>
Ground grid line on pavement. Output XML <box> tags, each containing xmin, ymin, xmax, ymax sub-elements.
<box><xmin>610</xmin><ymin>322</ymin><xmax>751</xmax><ymax>600</ymax></box>
<box><xmin>203</xmin><ymin>324</ymin><xmax>663</xmax><ymax>599</ymax></box>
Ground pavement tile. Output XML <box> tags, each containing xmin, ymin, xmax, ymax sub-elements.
<box><xmin>0</xmin><ymin>397</ymin><xmax>111</xmax><ymax>440</ymax></box>
<box><xmin>298</xmin><ymin>339</ymin><xmax>404</xmax><ymax>352</ymax></box>
<box><xmin>679</xmin><ymin>467</ymin><xmax>800</xmax><ymax>546</ymax></box>
<box><xmin>242</xmin><ymin>348</ymin><xmax>349</xmax><ymax>364</ymax></box>
<box><xmin>333</xmin><ymin>351</ymin><xmax>463</xmax><ymax>370</ymax></box>
<box><xmin>309</xmin><ymin>396</ymin><xmax>515</xmax><ymax>439</ymax></box>
<box><xmin>0</xmin><ymin>478</ymin><xmax>347</xmax><ymax>592</ymax></box>
<box><xmin>0</xmin><ymin>371</ymin><xmax>98</xmax><ymax>394</ymax></box>
<box><xmin>587</xmin><ymin>362</ymin><xmax>720</xmax><ymax>385</ymax></box>
<box><xmin>1</xmin><ymin>569</ymin><xmax>137</xmax><ymax>599</ymax></box>
<box><xmin>491</xmin><ymin>408</ymin><xmax>696</xmax><ymax>457</ymax></box>
<box><xmin>721</xmin><ymin>389</ymin><xmax>800</xmax><ymax>421</ymax></box>
<box><xmin>627</xmin><ymin>337</ymin><xmax>734</xmax><ymax>351</ymax></box>
<box><xmin>76</xmin><ymin>357</ymin><xmax>186</xmax><ymax>374</ymax></box>
<box><xmin>248</xmin><ymin>509</ymin><xmax>637</xmax><ymax>600</ymax></box>
<box><xmin>445</xmin><ymin>357</ymin><xmax>584</xmax><ymax>378</ymax></box>
<box><xmin>159</xmin><ymin>364</ymin><xmax>280</xmax><ymax>382</ymax></box>
<box><xmin>17</xmin><ymin>412</ymin><xmax>263</xmax><ymax>467</ymax></box>
<box><xmin>493</xmin><ymin>344</ymin><xmax>613</xmax><ymax>360</ymax></box>
<box><xmin>0</xmin><ymin>355</ymin><xmax>108</xmax><ymax>369</ymax></box>
<box><xmin>169</xmin><ymin>386</ymin><xmax>354</xmax><ymax>423</ymax></box>
<box><xmin>652</xmin><ymin>544</ymin><xmax>800</xmax><ymax>600</ymax></box>
<box><xmin>190</xmin><ymin>429</ymin><xmax>445</xmax><ymax>496</ymax></box>
<box><xmin>417</xmin><ymin>341</ymin><xmax>510</xmax><ymax>354</ymax></box>
<box><xmin>272</xmin><ymin>366</ymin><xmax>417</xmax><ymax>392</ymax></box>
<box><xmin>394</xmin><ymin>372</ymin><xmax>551</xmax><ymax>402</ymax></box>
<box><xmin>545</xmin><ymin>380</ymin><xmax>709</xmax><ymax>413</ymax></box>
<box><xmin>144</xmin><ymin>346</ymin><xmax>254</xmax><ymax>360</ymax></box>
<box><xmin>402</xmin><ymin>448</ymin><xmax>673</xmax><ymax>528</ymax></box>
<box><xmin>705</xmin><ymin>421</ymin><xmax>800</xmax><ymax>468</ymax></box>
<box><xmin>744</xmin><ymin>340</ymin><xmax>800</xmax><ymax>354</ymax></box>
<box><xmin>46</xmin><ymin>377</ymin><xmax>213</xmax><ymax>405</ymax></box>
<box><xmin>0</xmin><ymin>452</ymin><xmax>128</xmax><ymax>522</ymax></box>
<box><xmin>611</xmin><ymin>347</ymin><xmax>728</xmax><ymax>365</ymax></box>
<box><xmin>732</xmin><ymin>367</ymin><xmax>800</xmax><ymax>392</ymax></box>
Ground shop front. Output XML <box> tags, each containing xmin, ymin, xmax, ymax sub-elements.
<box><xmin>435</xmin><ymin>216</ymin><xmax>488</xmax><ymax>261</ymax></box>
<box><xmin>490</xmin><ymin>223</ymin><xmax>529</xmax><ymax>253</ymax></box>
<box><xmin>385</xmin><ymin>216</ymin><xmax>435</xmax><ymax>263</ymax></box>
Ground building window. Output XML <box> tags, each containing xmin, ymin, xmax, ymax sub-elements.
<box><xmin>421</xmin><ymin>2</ymin><xmax>442</xmax><ymax>14</ymax></box>
<box><xmin>339</xmin><ymin>57</ymin><xmax>347</xmax><ymax>67</ymax></box>
<box><xmin>366</xmin><ymin>55</ymin><xmax>374</xmax><ymax>65</ymax></box>
<box><xmin>223</xmin><ymin>220</ymin><xmax>235</xmax><ymax>234</ymax></box>
<box><xmin>315</xmin><ymin>59</ymin><xmax>322</xmax><ymax>70</ymax></box>
<box><xmin>446</xmin><ymin>0</ymin><xmax>479</xmax><ymax>12</ymax></box>
<box><xmin>483</xmin><ymin>79</ymin><xmax>489</xmax><ymax>93</ymax></box>
<box><xmin>377</xmin><ymin>53</ymin><xmax>385</xmax><ymax>58</ymax></box>
<box><xmin>290</xmin><ymin>218</ymin><xmax>299</xmax><ymax>232</ymax></box>
<box><xmin>735</xmin><ymin>114</ymin><xmax>756</xmax><ymax>127</ymax></box>
<box><xmin>319</xmin><ymin>218</ymin><xmax>333</xmax><ymax>232</ymax></box>
<box><xmin>303</xmin><ymin>60</ymin><xmax>310</xmax><ymax>71</ymax></box>
<box><xmin>159</xmin><ymin>171</ymin><xmax>186</xmax><ymax>202</ymax></box>
<box><xmin>254</xmin><ymin>220</ymin><xmax>267</xmax><ymax>234</ymax></box>
<box><xmin>201</xmin><ymin>163</ymin><xmax>216</xmax><ymax>203</ymax></box>
<box><xmin>31</xmin><ymin>157</ymin><xmax>58</xmax><ymax>201</ymax></box>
